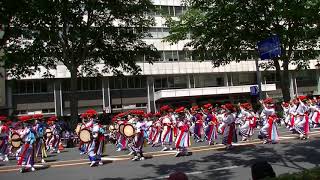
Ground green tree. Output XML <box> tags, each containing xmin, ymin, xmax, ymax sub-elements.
<box><xmin>165</xmin><ymin>0</ymin><xmax>320</xmax><ymax>101</ymax></box>
<box><xmin>1</xmin><ymin>0</ymin><xmax>158</xmax><ymax>125</ymax></box>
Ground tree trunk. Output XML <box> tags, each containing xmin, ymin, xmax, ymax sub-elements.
<box><xmin>69</xmin><ymin>67</ymin><xmax>79</xmax><ymax>129</ymax></box>
<box><xmin>281</xmin><ymin>68</ymin><xmax>291</xmax><ymax>102</ymax></box>
<box><xmin>274</xmin><ymin>59</ymin><xmax>291</xmax><ymax>102</ymax></box>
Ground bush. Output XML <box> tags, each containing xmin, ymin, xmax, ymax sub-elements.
<box><xmin>266</xmin><ymin>167</ymin><xmax>320</xmax><ymax>180</ymax></box>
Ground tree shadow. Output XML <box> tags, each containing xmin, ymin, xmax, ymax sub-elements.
<box><xmin>133</xmin><ymin>139</ymin><xmax>320</xmax><ymax>180</ymax></box>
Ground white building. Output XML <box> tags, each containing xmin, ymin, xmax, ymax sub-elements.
<box><xmin>1</xmin><ymin>0</ymin><xmax>319</xmax><ymax>116</ymax></box>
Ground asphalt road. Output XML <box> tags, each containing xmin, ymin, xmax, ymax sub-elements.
<box><xmin>1</xmin><ymin>127</ymin><xmax>320</xmax><ymax>180</ymax></box>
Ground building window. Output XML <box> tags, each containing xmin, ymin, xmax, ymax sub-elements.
<box><xmin>110</xmin><ymin>76</ymin><xmax>147</xmax><ymax>89</ymax></box>
<box><xmin>217</xmin><ymin>77</ymin><xmax>223</xmax><ymax>86</ymax></box>
<box><xmin>147</xmin><ymin>28</ymin><xmax>170</xmax><ymax>39</ymax></box>
<box><xmin>12</xmin><ymin>80</ymin><xmax>51</xmax><ymax>94</ymax></box>
<box><xmin>155</xmin><ymin>76</ymin><xmax>188</xmax><ymax>90</ymax></box>
<box><xmin>42</xmin><ymin>109</ymin><xmax>55</xmax><ymax>114</ymax></box>
<box><xmin>155</xmin><ymin>76</ymin><xmax>168</xmax><ymax>90</ymax></box>
<box><xmin>154</xmin><ymin>6</ymin><xmax>187</xmax><ymax>17</ymax></box>
<box><xmin>136</xmin><ymin>103</ymin><xmax>147</xmax><ymax>107</ymax></box>
<box><xmin>18</xmin><ymin>110</ymin><xmax>27</xmax><ymax>115</ymax></box>
<box><xmin>62</xmin><ymin>78</ymin><xmax>102</xmax><ymax>92</ymax></box>
<box><xmin>111</xmin><ymin>104</ymin><xmax>122</xmax><ymax>109</ymax></box>
<box><xmin>175</xmin><ymin>6</ymin><xmax>183</xmax><ymax>16</ymax></box>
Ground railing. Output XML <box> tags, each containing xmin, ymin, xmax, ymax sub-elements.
<box><xmin>154</xmin><ymin>84</ymin><xmax>277</xmax><ymax>101</ymax></box>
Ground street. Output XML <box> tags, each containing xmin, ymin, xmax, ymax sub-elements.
<box><xmin>1</xmin><ymin>127</ymin><xmax>320</xmax><ymax>180</ymax></box>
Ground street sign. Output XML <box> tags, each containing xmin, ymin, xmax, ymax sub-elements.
<box><xmin>250</xmin><ymin>86</ymin><xmax>259</xmax><ymax>96</ymax></box>
<box><xmin>104</xmin><ymin>107</ymin><xmax>111</xmax><ymax>113</ymax></box>
<box><xmin>257</xmin><ymin>35</ymin><xmax>281</xmax><ymax>60</ymax></box>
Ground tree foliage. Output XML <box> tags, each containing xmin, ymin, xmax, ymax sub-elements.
<box><xmin>166</xmin><ymin>0</ymin><xmax>320</xmax><ymax>101</ymax></box>
<box><xmin>1</xmin><ymin>0</ymin><xmax>159</xmax><ymax>121</ymax></box>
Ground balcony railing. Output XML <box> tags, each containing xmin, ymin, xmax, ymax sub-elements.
<box><xmin>154</xmin><ymin>84</ymin><xmax>277</xmax><ymax>101</ymax></box>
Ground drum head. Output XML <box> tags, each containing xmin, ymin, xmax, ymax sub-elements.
<box><xmin>75</xmin><ymin>124</ymin><xmax>81</xmax><ymax>134</ymax></box>
<box><xmin>119</xmin><ymin>123</ymin><xmax>125</xmax><ymax>135</ymax></box>
<box><xmin>109</xmin><ymin>125</ymin><xmax>115</xmax><ymax>131</ymax></box>
<box><xmin>11</xmin><ymin>133</ymin><xmax>22</xmax><ymax>148</ymax></box>
<box><xmin>123</xmin><ymin>124</ymin><xmax>135</xmax><ymax>138</ymax></box>
<box><xmin>45</xmin><ymin>128</ymin><xmax>52</xmax><ymax>138</ymax></box>
<box><xmin>79</xmin><ymin>129</ymin><xmax>91</xmax><ymax>143</ymax></box>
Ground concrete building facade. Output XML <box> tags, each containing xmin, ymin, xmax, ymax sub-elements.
<box><xmin>2</xmin><ymin>0</ymin><xmax>320</xmax><ymax>116</ymax></box>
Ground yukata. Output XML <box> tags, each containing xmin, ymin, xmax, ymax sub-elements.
<box><xmin>193</xmin><ymin>114</ymin><xmax>204</xmax><ymax>142</ymax></box>
<box><xmin>0</xmin><ymin>124</ymin><xmax>9</xmax><ymax>161</ymax></box>
<box><xmin>294</xmin><ymin>102</ymin><xmax>310</xmax><ymax>138</ymax></box>
<box><xmin>34</xmin><ymin>122</ymin><xmax>47</xmax><ymax>162</ymax></box>
<box><xmin>258</xmin><ymin>114</ymin><xmax>279</xmax><ymax>144</ymax></box>
<box><xmin>88</xmin><ymin>123</ymin><xmax>105</xmax><ymax>166</ymax></box>
<box><xmin>220</xmin><ymin>113</ymin><xmax>237</xmax><ymax>147</ymax></box>
<box><xmin>175</xmin><ymin>119</ymin><xmax>190</xmax><ymax>156</ymax></box>
<box><xmin>309</xmin><ymin>104</ymin><xmax>320</xmax><ymax>128</ymax></box>
<box><xmin>204</xmin><ymin>113</ymin><xmax>219</xmax><ymax>145</ymax></box>
<box><xmin>132</xmin><ymin>120</ymin><xmax>147</xmax><ymax>161</ymax></box>
<box><xmin>18</xmin><ymin>127</ymin><xmax>36</xmax><ymax>169</ymax></box>
<box><xmin>49</xmin><ymin>123</ymin><xmax>62</xmax><ymax>153</ymax></box>
<box><xmin>161</xmin><ymin>115</ymin><xmax>174</xmax><ymax>150</ymax></box>
<box><xmin>239</xmin><ymin>109</ymin><xmax>256</xmax><ymax>141</ymax></box>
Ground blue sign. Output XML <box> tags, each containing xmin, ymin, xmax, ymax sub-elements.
<box><xmin>250</xmin><ymin>86</ymin><xmax>259</xmax><ymax>96</ymax></box>
<box><xmin>257</xmin><ymin>35</ymin><xmax>281</xmax><ymax>60</ymax></box>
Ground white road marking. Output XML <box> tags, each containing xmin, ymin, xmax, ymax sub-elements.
<box><xmin>142</xmin><ymin>166</ymin><xmax>239</xmax><ymax>180</ymax></box>
<box><xmin>1</xmin><ymin>131</ymin><xmax>320</xmax><ymax>173</ymax></box>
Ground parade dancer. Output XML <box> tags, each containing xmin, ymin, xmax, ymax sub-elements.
<box><xmin>145</xmin><ymin>113</ymin><xmax>154</xmax><ymax>145</ymax></box>
<box><xmin>18</xmin><ymin>116</ymin><xmax>37</xmax><ymax>172</ymax></box>
<box><xmin>131</xmin><ymin>111</ymin><xmax>147</xmax><ymax>161</ymax></box>
<box><xmin>309</xmin><ymin>98</ymin><xmax>320</xmax><ymax>128</ymax></box>
<box><xmin>151</xmin><ymin>112</ymin><xmax>162</xmax><ymax>147</ymax></box>
<box><xmin>239</xmin><ymin>103</ymin><xmax>256</xmax><ymax>141</ymax></box>
<box><xmin>78</xmin><ymin>112</ymin><xmax>94</xmax><ymax>154</ymax></box>
<box><xmin>116</xmin><ymin>114</ymin><xmax>129</xmax><ymax>152</ymax></box>
<box><xmin>48</xmin><ymin>117</ymin><xmax>62</xmax><ymax>153</ymax></box>
<box><xmin>258</xmin><ymin>98</ymin><xmax>279</xmax><ymax>144</ymax></box>
<box><xmin>160</xmin><ymin>105</ymin><xmax>175</xmax><ymax>151</ymax></box>
<box><xmin>0</xmin><ymin>116</ymin><xmax>9</xmax><ymax>162</ymax></box>
<box><xmin>288</xmin><ymin>99</ymin><xmax>298</xmax><ymax>130</ymax></box>
<box><xmin>294</xmin><ymin>96</ymin><xmax>310</xmax><ymax>139</ymax></box>
<box><xmin>192</xmin><ymin>106</ymin><xmax>204</xmax><ymax>142</ymax></box>
<box><xmin>203</xmin><ymin>104</ymin><xmax>219</xmax><ymax>145</ymax></box>
<box><xmin>88</xmin><ymin>117</ymin><xmax>105</xmax><ymax>167</ymax></box>
<box><xmin>219</xmin><ymin>104</ymin><xmax>237</xmax><ymax>149</ymax></box>
<box><xmin>174</xmin><ymin>107</ymin><xmax>190</xmax><ymax>157</ymax></box>
<box><xmin>281</xmin><ymin>102</ymin><xmax>290</xmax><ymax>128</ymax></box>
<box><xmin>33</xmin><ymin>114</ymin><xmax>47</xmax><ymax>163</ymax></box>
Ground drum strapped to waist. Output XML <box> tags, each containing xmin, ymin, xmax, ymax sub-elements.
<box><xmin>119</xmin><ymin>123</ymin><xmax>126</xmax><ymax>135</ymax></box>
<box><xmin>45</xmin><ymin>128</ymin><xmax>53</xmax><ymax>138</ymax></box>
<box><xmin>108</xmin><ymin>125</ymin><xmax>117</xmax><ymax>131</ymax></box>
<box><xmin>122</xmin><ymin>124</ymin><xmax>136</xmax><ymax>138</ymax></box>
<box><xmin>75</xmin><ymin>124</ymin><xmax>86</xmax><ymax>135</ymax></box>
<box><xmin>114</xmin><ymin>123</ymin><xmax>119</xmax><ymax>131</ymax></box>
<box><xmin>79</xmin><ymin>129</ymin><xmax>92</xmax><ymax>143</ymax></box>
<box><xmin>10</xmin><ymin>133</ymin><xmax>22</xmax><ymax>148</ymax></box>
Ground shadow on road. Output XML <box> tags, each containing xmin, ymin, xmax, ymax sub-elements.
<box><xmin>133</xmin><ymin>140</ymin><xmax>320</xmax><ymax>180</ymax></box>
